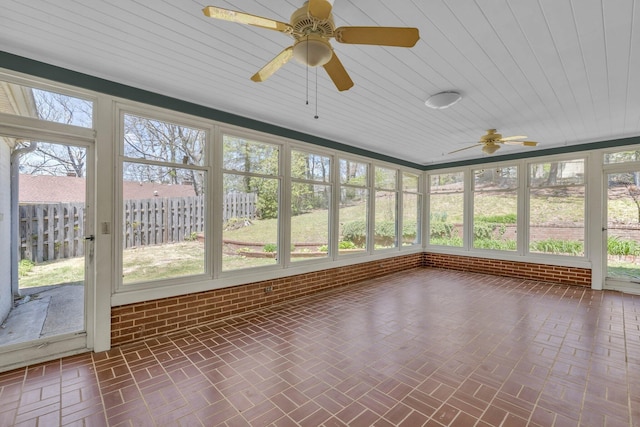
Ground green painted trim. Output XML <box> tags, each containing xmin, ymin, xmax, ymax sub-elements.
<box><xmin>0</xmin><ymin>51</ymin><xmax>423</xmax><ymax>169</ymax></box>
<box><xmin>4</xmin><ymin>51</ymin><xmax>639</xmax><ymax>172</ymax></box>
<box><xmin>423</xmin><ymin>135</ymin><xmax>640</xmax><ymax>170</ymax></box>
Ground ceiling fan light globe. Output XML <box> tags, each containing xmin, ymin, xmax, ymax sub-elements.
<box><xmin>293</xmin><ymin>36</ymin><xmax>333</xmax><ymax>67</ymax></box>
<box><xmin>482</xmin><ymin>144</ymin><xmax>500</xmax><ymax>155</ymax></box>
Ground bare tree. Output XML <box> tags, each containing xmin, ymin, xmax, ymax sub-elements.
<box><xmin>17</xmin><ymin>90</ymin><xmax>91</xmax><ymax>177</ymax></box>
<box><xmin>123</xmin><ymin>114</ymin><xmax>206</xmax><ymax>195</ymax></box>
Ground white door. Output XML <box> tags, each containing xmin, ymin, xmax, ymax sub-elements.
<box><xmin>605</xmin><ymin>170</ymin><xmax>640</xmax><ymax>292</ymax></box>
<box><xmin>0</xmin><ymin>139</ymin><xmax>94</xmax><ymax>371</ymax></box>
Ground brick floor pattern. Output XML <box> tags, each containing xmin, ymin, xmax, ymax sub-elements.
<box><xmin>0</xmin><ymin>268</ymin><xmax>639</xmax><ymax>426</ymax></box>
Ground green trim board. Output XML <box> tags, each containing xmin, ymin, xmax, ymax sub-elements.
<box><xmin>2</xmin><ymin>50</ymin><xmax>639</xmax><ymax>172</ymax></box>
<box><xmin>423</xmin><ymin>135</ymin><xmax>640</xmax><ymax>170</ymax></box>
<box><xmin>0</xmin><ymin>51</ymin><xmax>422</xmax><ymax>169</ymax></box>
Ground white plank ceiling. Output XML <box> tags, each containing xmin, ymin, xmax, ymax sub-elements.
<box><xmin>1</xmin><ymin>0</ymin><xmax>639</xmax><ymax>166</ymax></box>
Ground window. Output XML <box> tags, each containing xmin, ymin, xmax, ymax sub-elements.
<box><xmin>528</xmin><ymin>159</ymin><xmax>585</xmax><ymax>256</ymax></box>
<box><xmin>222</xmin><ymin>135</ymin><xmax>280</xmax><ymax>271</ymax></box>
<box><xmin>339</xmin><ymin>159</ymin><xmax>368</xmax><ymax>254</ymax></box>
<box><xmin>290</xmin><ymin>149</ymin><xmax>331</xmax><ymax>261</ymax></box>
<box><xmin>402</xmin><ymin>172</ymin><xmax>421</xmax><ymax>246</ymax></box>
<box><xmin>429</xmin><ymin>172</ymin><xmax>464</xmax><ymax>247</ymax></box>
<box><xmin>374</xmin><ymin>167</ymin><xmax>397</xmax><ymax>250</ymax></box>
<box><xmin>473</xmin><ymin>166</ymin><xmax>517</xmax><ymax>251</ymax></box>
<box><xmin>0</xmin><ymin>79</ymin><xmax>93</xmax><ymax>127</ymax></box>
<box><xmin>121</xmin><ymin>113</ymin><xmax>207</xmax><ymax>284</ymax></box>
<box><xmin>604</xmin><ymin>148</ymin><xmax>640</xmax><ymax>164</ymax></box>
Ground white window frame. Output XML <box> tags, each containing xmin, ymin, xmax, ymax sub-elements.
<box><xmin>114</xmin><ymin>102</ymin><xmax>215</xmax><ymax>292</ymax></box>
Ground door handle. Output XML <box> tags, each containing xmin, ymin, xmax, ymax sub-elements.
<box><xmin>84</xmin><ymin>235</ymin><xmax>95</xmax><ymax>241</ymax></box>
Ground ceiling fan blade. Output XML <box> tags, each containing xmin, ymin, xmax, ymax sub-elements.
<box><xmin>202</xmin><ymin>6</ymin><xmax>292</xmax><ymax>33</ymax></box>
<box><xmin>500</xmin><ymin>135</ymin><xmax>528</xmax><ymax>141</ymax></box>
<box><xmin>308</xmin><ymin>0</ymin><xmax>333</xmax><ymax>21</ymax></box>
<box><xmin>504</xmin><ymin>140</ymin><xmax>538</xmax><ymax>146</ymax></box>
<box><xmin>323</xmin><ymin>52</ymin><xmax>354</xmax><ymax>91</ymax></box>
<box><xmin>251</xmin><ymin>47</ymin><xmax>294</xmax><ymax>82</ymax></box>
<box><xmin>448</xmin><ymin>144</ymin><xmax>481</xmax><ymax>155</ymax></box>
<box><xmin>334</xmin><ymin>26</ymin><xmax>420</xmax><ymax>47</ymax></box>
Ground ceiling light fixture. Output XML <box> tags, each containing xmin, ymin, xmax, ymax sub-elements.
<box><xmin>425</xmin><ymin>91</ymin><xmax>462</xmax><ymax>109</ymax></box>
<box><xmin>481</xmin><ymin>144</ymin><xmax>500</xmax><ymax>155</ymax></box>
<box><xmin>293</xmin><ymin>35</ymin><xmax>333</xmax><ymax>67</ymax></box>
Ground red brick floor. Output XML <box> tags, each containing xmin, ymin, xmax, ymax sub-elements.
<box><xmin>1</xmin><ymin>268</ymin><xmax>639</xmax><ymax>426</ymax></box>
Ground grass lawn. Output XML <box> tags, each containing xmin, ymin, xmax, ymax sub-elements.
<box><xmin>19</xmin><ymin>257</ymin><xmax>84</xmax><ymax>288</ymax></box>
<box><xmin>17</xmin><ymin>193</ymin><xmax>640</xmax><ymax>288</ymax></box>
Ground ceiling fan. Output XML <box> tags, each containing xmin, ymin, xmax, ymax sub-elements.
<box><xmin>202</xmin><ymin>1</ymin><xmax>420</xmax><ymax>91</ymax></box>
<box><xmin>448</xmin><ymin>129</ymin><xmax>538</xmax><ymax>155</ymax></box>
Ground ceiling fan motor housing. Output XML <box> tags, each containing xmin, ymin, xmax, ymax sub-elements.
<box><xmin>481</xmin><ymin>129</ymin><xmax>501</xmax><ymax>143</ymax></box>
<box><xmin>290</xmin><ymin>3</ymin><xmax>335</xmax><ymax>67</ymax></box>
<box><xmin>291</xmin><ymin>3</ymin><xmax>335</xmax><ymax>36</ymax></box>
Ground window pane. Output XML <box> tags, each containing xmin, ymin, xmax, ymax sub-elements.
<box><xmin>529</xmin><ymin>159</ymin><xmax>584</xmax><ymax>187</ymax></box>
<box><xmin>291</xmin><ymin>184</ymin><xmax>330</xmax><ymax>261</ymax></box>
<box><xmin>122</xmin><ymin>163</ymin><xmax>206</xmax><ymax>284</ymax></box>
<box><xmin>429</xmin><ymin>193</ymin><xmax>463</xmax><ymax>246</ymax></box>
<box><xmin>292</xmin><ymin>150</ymin><xmax>330</xmax><ymax>182</ymax></box>
<box><xmin>604</xmin><ymin>148</ymin><xmax>640</xmax><ymax>164</ymax></box>
<box><xmin>0</xmin><ymin>81</ymin><xmax>93</xmax><ymax>127</ymax></box>
<box><xmin>339</xmin><ymin>187</ymin><xmax>368</xmax><ymax>254</ymax></box>
<box><xmin>430</xmin><ymin>172</ymin><xmax>464</xmax><ymax>193</ymax></box>
<box><xmin>340</xmin><ymin>159</ymin><xmax>367</xmax><ymax>185</ymax></box>
<box><xmin>474</xmin><ymin>166</ymin><xmax>517</xmax><ymax>190</ymax></box>
<box><xmin>403</xmin><ymin>193</ymin><xmax>421</xmax><ymax>246</ymax></box>
<box><xmin>222</xmin><ymin>173</ymin><xmax>279</xmax><ymax>271</ymax></box>
<box><xmin>375</xmin><ymin>190</ymin><xmax>397</xmax><ymax>249</ymax></box>
<box><xmin>529</xmin><ymin>186</ymin><xmax>585</xmax><ymax>256</ymax></box>
<box><xmin>403</xmin><ymin>172</ymin><xmax>419</xmax><ymax>192</ymax></box>
<box><xmin>528</xmin><ymin>159</ymin><xmax>585</xmax><ymax>256</ymax></box>
<box><xmin>473</xmin><ymin>192</ymin><xmax>517</xmax><ymax>251</ymax></box>
<box><xmin>375</xmin><ymin>167</ymin><xmax>396</xmax><ymax>189</ymax></box>
<box><xmin>223</xmin><ymin>135</ymin><xmax>278</xmax><ymax>175</ymax></box>
<box><xmin>123</xmin><ymin>114</ymin><xmax>205</xmax><ymax>166</ymax></box>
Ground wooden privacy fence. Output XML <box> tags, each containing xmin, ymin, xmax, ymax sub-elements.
<box><xmin>19</xmin><ymin>203</ymin><xmax>85</xmax><ymax>263</ymax></box>
<box><xmin>20</xmin><ymin>193</ymin><xmax>256</xmax><ymax>262</ymax></box>
<box><xmin>123</xmin><ymin>196</ymin><xmax>205</xmax><ymax>249</ymax></box>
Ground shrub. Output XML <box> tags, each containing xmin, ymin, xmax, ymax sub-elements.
<box><xmin>318</xmin><ymin>241</ymin><xmax>357</xmax><ymax>252</ymax></box>
<box><xmin>473</xmin><ymin>222</ymin><xmax>499</xmax><ymax>240</ymax></box>
<box><xmin>19</xmin><ymin>259</ymin><xmax>35</xmax><ymax>277</ymax></box>
<box><xmin>339</xmin><ymin>240</ymin><xmax>357</xmax><ymax>250</ymax></box>
<box><xmin>263</xmin><ymin>243</ymin><xmax>277</xmax><ymax>253</ymax></box>
<box><xmin>402</xmin><ymin>221</ymin><xmax>417</xmax><ymax>242</ymax></box>
<box><xmin>530</xmin><ymin>239</ymin><xmax>583</xmax><ymax>255</ymax></box>
<box><xmin>430</xmin><ymin>236</ymin><xmax>463</xmax><ymax>246</ymax></box>
<box><xmin>429</xmin><ymin>222</ymin><xmax>454</xmax><ymax>239</ymax></box>
<box><xmin>475</xmin><ymin>213</ymin><xmax>516</xmax><ymax>224</ymax></box>
<box><xmin>474</xmin><ymin>239</ymin><xmax>517</xmax><ymax>251</ymax></box>
<box><xmin>375</xmin><ymin>221</ymin><xmax>396</xmax><ymax>246</ymax></box>
<box><xmin>342</xmin><ymin>220</ymin><xmax>367</xmax><ymax>246</ymax></box>
<box><xmin>607</xmin><ymin>236</ymin><xmax>640</xmax><ymax>256</ymax></box>
<box><xmin>430</xmin><ymin>211</ymin><xmax>448</xmax><ymax>222</ymax></box>
<box><xmin>184</xmin><ymin>231</ymin><xmax>198</xmax><ymax>241</ymax></box>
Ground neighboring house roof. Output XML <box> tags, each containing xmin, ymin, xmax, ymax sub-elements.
<box><xmin>19</xmin><ymin>174</ymin><xmax>196</xmax><ymax>203</ymax></box>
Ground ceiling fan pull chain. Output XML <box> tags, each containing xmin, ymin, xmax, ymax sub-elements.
<box><xmin>314</xmin><ymin>67</ymin><xmax>319</xmax><ymax>119</ymax></box>
<box><xmin>305</xmin><ymin>35</ymin><xmax>310</xmax><ymax>106</ymax></box>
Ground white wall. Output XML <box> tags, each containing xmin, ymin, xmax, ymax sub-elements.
<box><xmin>0</xmin><ymin>141</ymin><xmax>11</xmax><ymax>323</ymax></box>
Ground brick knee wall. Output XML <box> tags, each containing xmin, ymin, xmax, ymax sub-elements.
<box><xmin>111</xmin><ymin>252</ymin><xmax>592</xmax><ymax>347</ymax></box>
<box><xmin>111</xmin><ymin>253</ymin><xmax>423</xmax><ymax>346</ymax></box>
<box><xmin>423</xmin><ymin>252</ymin><xmax>591</xmax><ymax>287</ymax></box>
